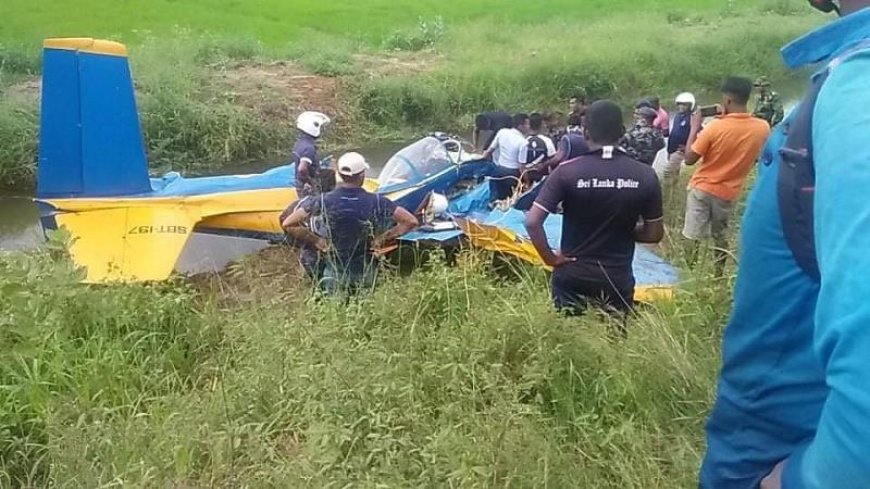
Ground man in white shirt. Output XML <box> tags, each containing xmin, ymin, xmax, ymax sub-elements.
<box><xmin>482</xmin><ymin>113</ymin><xmax>530</xmax><ymax>199</ymax></box>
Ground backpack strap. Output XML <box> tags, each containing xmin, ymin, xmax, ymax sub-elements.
<box><xmin>777</xmin><ymin>72</ymin><xmax>827</xmax><ymax>281</ymax></box>
<box><xmin>778</xmin><ymin>40</ymin><xmax>870</xmax><ymax>281</ymax></box>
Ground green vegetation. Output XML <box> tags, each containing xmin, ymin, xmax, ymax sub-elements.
<box><xmin>1</xmin><ymin>231</ymin><xmax>729</xmax><ymax>487</ymax></box>
<box><xmin>0</xmin><ymin>0</ymin><xmax>790</xmax><ymax>46</ymax></box>
<box><xmin>0</xmin><ymin>1</ymin><xmax>819</xmax><ymax>485</ymax></box>
<box><xmin>0</xmin><ymin>0</ymin><xmax>819</xmax><ymax>189</ymax></box>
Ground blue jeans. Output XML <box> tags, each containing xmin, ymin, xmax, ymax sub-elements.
<box><xmin>320</xmin><ymin>260</ymin><xmax>378</xmax><ymax>296</ymax></box>
<box><xmin>489</xmin><ymin>166</ymin><xmax>520</xmax><ymax>200</ymax></box>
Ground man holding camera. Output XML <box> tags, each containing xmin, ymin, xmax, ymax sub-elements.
<box><xmin>683</xmin><ymin>77</ymin><xmax>770</xmax><ymax>272</ymax></box>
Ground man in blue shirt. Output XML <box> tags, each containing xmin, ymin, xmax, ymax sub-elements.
<box><xmin>656</xmin><ymin>92</ymin><xmax>694</xmax><ymax>197</ymax></box>
<box><xmin>700</xmin><ymin>2</ymin><xmax>870</xmax><ymax>488</ymax></box>
<box><xmin>293</xmin><ymin>111</ymin><xmax>330</xmax><ymax>198</ymax></box>
<box><xmin>282</xmin><ymin>152</ymin><xmax>418</xmax><ymax>295</ymax></box>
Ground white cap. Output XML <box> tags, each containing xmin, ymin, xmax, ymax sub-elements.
<box><xmin>337</xmin><ymin>152</ymin><xmax>370</xmax><ymax>176</ymax></box>
<box><xmin>296</xmin><ymin>111</ymin><xmax>330</xmax><ymax>138</ymax></box>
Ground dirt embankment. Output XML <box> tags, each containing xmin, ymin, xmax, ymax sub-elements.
<box><xmin>215</xmin><ymin>61</ymin><xmax>343</xmax><ymax>124</ymax></box>
<box><xmin>6</xmin><ymin>50</ymin><xmax>439</xmax><ymax>127</ymax></box>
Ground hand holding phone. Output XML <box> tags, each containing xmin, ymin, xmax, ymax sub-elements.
<box><xmin>698</xmin><ymin>104</ymin><xmax>723</xmax><ymax>118</ymax></box>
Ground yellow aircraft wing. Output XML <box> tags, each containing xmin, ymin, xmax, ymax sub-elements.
<box><xmin>54</xmin><ymin>205</ymin><xmax>199</xmax><ymax>282</ymax></box>
<box><xmin>455</xmin><ymin>217</ymin><xmax>674</xmax><ymax>302</ymax></box>
<box><xmin>455</xmin><ymin>217</ymin><xmax>547</xmax><ymax>268</ymax></box>
<box><xmin>45</xmin><ymin>188</ymin><xmax>298</xmax><ymax>282</ymax></box>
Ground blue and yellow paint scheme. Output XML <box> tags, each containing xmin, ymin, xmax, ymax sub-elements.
<box><xmin>34</xmin><ymin>38</ymin><xmax>483</xmax><ymax>282</ymax></box>
<box><xmin>36</xmin><ymin>38</ymin><xmax>307</xmax><ymax>281</ymax></box>
<box><xmin>35</xmin><ymin>38</ymin><xmax>678</xmax><ymax>300</ymax></box>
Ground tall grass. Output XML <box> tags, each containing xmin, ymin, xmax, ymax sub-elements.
<box><xmin>0</xmin><ymin>1</ymin><xmax>818</xmax><ymax>189</ymax></box>
<box><xmin>1</xmin><ymin>0</ymin><xmax>773</xmax><ymax>46</ymax></box>
<box><xmin>0</xmin><ymin>100</ymin><xmax>38</xmax><ymax>187</ymax></box>
<box><xmin>358</xmin><ymin>10</ymin><xmax>817</xmax><ymax>130</ymax></box>
<box><xmin>0</xmin><ymin>235</ymin><xmax>219</xmax><ymax>486</ymax></box>
<box><xmin>0</xmin><ymin>232</ymin><xmax>730</xmax><ymax>487</ymax></box>
<box><xmin>0</xmin><ymin>33</ymin><xmax>292</xmax><ymax>188</ymax></box>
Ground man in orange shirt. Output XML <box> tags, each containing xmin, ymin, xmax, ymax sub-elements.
<box><xmin>684</xmin><ymin>76</ymin><xmax>771</xmax><ymax>272</ymax></box>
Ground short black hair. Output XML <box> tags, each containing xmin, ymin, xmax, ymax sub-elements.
<box><xmin>720</xmin><ymin>76</ymin><xmax>753</xmax><ymax>105</ymax></box>
<box><xmin>529</xmin><ymin>112</ymin><xmax>545</xmax><ymax>131</ymax></box>
<box><xmin>570</xmin><ymin>92</ymin><xmax>586</xmax><ymax>103</ymax></box>
<box><xmin>635</xmin><ymin>99</ymin><xmax>654</xmax><ymax>110</ymax></box>
<box><xmin>512</xmin><ymin>113</ymin><xmax>529</xmax><ymax>128</ymax></box>
<box><xmin>338</xmin><ymin>171</ymin><xmax>365</xmax><ymax>185</ymax></box>
<box><xmin>567</xmin><ymin>113</ymin><xmax>584</xmax><ymax>127</ymax></box>
<box><xmin>585</xmin><ymin>100</ymin><xmax>624</xmax><ymax>144</ymax></box>
<box><xmin>650</xmin><ymin>96</ymin><xmax>660</xmax><ymax>107</ymax></box>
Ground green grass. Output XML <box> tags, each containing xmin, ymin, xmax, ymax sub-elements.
<box><xmin>357</xmin><ymin>9</ymin><xmax>817</xmax><ymax>130</ymax></box>
<box><xmin>0</xmin><ymin>0</ymin><xmax>819</xmax><ymax>190</ymax></box>
<box><xmin>3</xmin><ymin>0</ymin><xmax>771</xmax><ymax>47</ymax></box>
<box><xmin>0</xmin><ymin>230</ymin><xmax>729</xmax><ymax>487</ymax></box>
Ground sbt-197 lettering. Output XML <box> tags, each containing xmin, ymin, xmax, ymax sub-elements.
<box><xmin>127</xmin><ymin>225</ymin><xmax>188</xmax><ymax>235</ymax></box>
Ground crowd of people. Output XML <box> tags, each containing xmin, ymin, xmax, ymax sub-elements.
<box><xmin>277</xmin><ymin>2</ymin><xmax>870</xmax><ymax>487</ymax></box>
<box><xmin>279</xmin><ymin>73</ymin><xmax>780</xmax><ymax>310</ymax></box>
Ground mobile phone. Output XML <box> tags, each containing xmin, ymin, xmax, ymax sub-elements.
<box><xmin>699</xmin><ymin>105</ymin><xmax>721</xmax><ymax>117</ymax></box>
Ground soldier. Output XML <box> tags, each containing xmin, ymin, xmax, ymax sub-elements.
<box><xmin>620</xmin><ymin>106</ymin><xmax>665</xmax><ymax>165</ymax></box>
<box><xmin>752</xmin><ymin>76</ymin><xmax>785</xmax><ymax>127</ymax></box>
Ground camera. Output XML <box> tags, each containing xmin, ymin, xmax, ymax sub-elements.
<box><xmin>698</xmin><ymin>105</ymin><xmax>722</xmax><ymax>118</ymax></box>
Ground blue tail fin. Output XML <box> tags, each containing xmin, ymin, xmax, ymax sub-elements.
<box><xmin>37</xmin><ymin>38</ymin><xmax>151</xmax><ymax>199</ymax></box>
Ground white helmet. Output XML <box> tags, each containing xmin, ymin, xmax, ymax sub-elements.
<box><xmin>296</xmin><ymin>111</ymin><xmax>330</xmax><ymax>138</ymax></box>
<box><xmin>429</xmin><ymin>193</ymin><xmax>449</xmax><ymax>216</ymax></box>
<box><xmin>675</xmin><ymin>92</ymin><xmax>696</xmax><ymax>110</ymax></box>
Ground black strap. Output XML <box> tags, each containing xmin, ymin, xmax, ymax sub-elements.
<box><xmin>777</xmin><ymin>71</ymin><xmax>829</xmax><ymax>282</ymax></box>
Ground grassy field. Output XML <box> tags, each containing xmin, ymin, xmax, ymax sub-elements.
<box><xmin>1</xmin><ymin>0</ymin><xmax>788</xmax><ymax>46</ymax></box>
<box><xmin>0</xmin><ymin>2</ymin><xmax>822</xmax><ymax>485</ymax></box>
<box><xmin>0</xmin><ymin>232</ymin><xmax>731</xmax><ymax>487</ymax></box>
<box><xmin>0</xmin><ymin>0</ymin><xmax>818</xmax><ymax>189</ymax></box>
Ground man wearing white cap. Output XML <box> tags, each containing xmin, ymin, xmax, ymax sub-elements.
<box><xmin>282</xmin><ymin>152</ymin><xmax>418</xmax><ymax>294</ymax></box>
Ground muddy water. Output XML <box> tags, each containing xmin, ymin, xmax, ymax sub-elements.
<box><xmin>0</xmin><ymin>191</ymin><xmax>43</xmax><ymax>251</ymax></box>
<box><xmin>0</xmin><ymin>142</ymin><xmax>408</xmax><ymax>275</ymax></box>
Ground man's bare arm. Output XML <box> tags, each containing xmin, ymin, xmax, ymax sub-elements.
<box><xmin>297</xmin><ymin>159</ymin><xmax>313</xmax><ymax>186</ymax></box>
<box><xmin>282</xmin><ymin>206</ymin><xmax>327</xmax><ymax>251</ymax></box>
<box><xmin>634</xmin><ymin>218</ymin><xmax>664</xmax><ymax>243</ymax></box>
<box><xmin>374</xmin><ymin>206</ymin><xmax>419</xmax><ymax>247</ymax></box>
<box><xmin>685</xmin><ymin>109</ymin><xmax>709</xmax><ymax>166</ymax></box>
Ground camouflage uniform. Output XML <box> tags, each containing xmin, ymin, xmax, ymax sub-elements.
<box><xmin>752</xmin><ymin>77</ymin><xmax>785</xmax><ymax>127</ymax></box>
<box><xmin>620</xmin><ymin>122</ymin><xmax>665</xmax><ymax>166</ymax></box>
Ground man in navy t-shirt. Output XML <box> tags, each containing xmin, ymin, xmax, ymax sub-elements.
<box><xmin>524</xmin><ymin>100</ymin><xmax>664</xmax><ymax>315</ymax></box>
<box><xmin>293</xmin><ymin>111</ymin><xmax>331</xmax><ymax>198</ymax></box>
<box><xmin>657</xmin><ymin>92</ymin><xmax>695</xmax><ymax>194</ymax></box>
<box><xmin>549</xmin><ymin>113</ymin><xmax>590</xmax><ymax>169</ymax></box>
<box><xmin>282</xmin><ymin>152</ymin><xmax>418</xmax><ymax>294</ymax></box>
<box><xmin>473</xmin><ymin>111</ymin><xmax>513</xmax><ymax>151</ymax></box>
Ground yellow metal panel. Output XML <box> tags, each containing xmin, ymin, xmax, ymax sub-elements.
<box><xmin>44</xmin><ymin>38</ymin><xmax>127</xmax><ymax>56</ymax></box>
<box><xmin>455</xmin><ymin>217</ymin><xmax>547</xmax><ymax>267</ymax></box>
<box><xmin>456</xmin><ymin>218</ymin><xmax>675</xmax><ymax>302</ymax></box>
<box><xmin>55</xmin><ymin>206</ymin><xmax>198</xmax><ymax>282</ymax></box>
<box><xmin>44</xmin><ymin>188</ymin><xmax>297</xmax><ymax>282</ymax></box>
<box><xmin>200</xmin><ymin>211</ymin><xmax>283</xmax><ymax>233</ymax></box>
<box><xmin>635</xmin><ymin>287</ymin><xmax>674</xmax><ymax>302</ymax></box>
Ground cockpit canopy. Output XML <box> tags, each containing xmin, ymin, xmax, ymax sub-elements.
<box><xmin>377</xmin><ymin>137</ymin><xmax>455</xmax><ymax>193</ymax></box>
